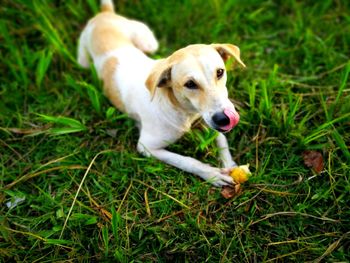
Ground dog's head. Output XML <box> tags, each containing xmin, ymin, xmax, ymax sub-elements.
<box><xmin>146</xmin><ymin>44</ymin><xmax>245</xmax><ymax>132</ymax></box>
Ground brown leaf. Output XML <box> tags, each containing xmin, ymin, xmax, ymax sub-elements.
<box><xmin>221</xmin><ymin>185</ymin><xmax>242</xmax><ymax>199</ymax></box>
<box><xmin>6</xmin><ymin>125</ymin><xmax>51</xmax><ymax>135</ymax></box>
<box><xmin>302</xmin><ymin>150</ymin><xmax>324</xmax><ymax>174</ymax></box>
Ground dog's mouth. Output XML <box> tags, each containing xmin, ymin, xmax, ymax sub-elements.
<box><xmin>216</xmin><ymin>126</ymin><xmax>233</xmax><ymax>133</ymax></box>
<box><xmin>209</xmin><ymin>108</ymin><xmax>240</xmax><ymax>133</ymax></box>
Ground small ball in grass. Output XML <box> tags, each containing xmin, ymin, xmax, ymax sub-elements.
<box><xmin>220</xmin><ymin>164</ymin><xmax>251</xmax><ymax>199</ymax></box>
<box><xmin>230</xmin><ymin>164</ymin><xmax>251</xmax><ymax>184</ymax></box>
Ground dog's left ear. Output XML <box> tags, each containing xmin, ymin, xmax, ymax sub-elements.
<box><xmin>146</xmin><ymin>59</ymin><xmax>172</xmax><ymax>99</ymax></box>
<box><xmin>211</xmin><ymin>44</ymin><xmax>246</xmax><ymax>68</ymax></box>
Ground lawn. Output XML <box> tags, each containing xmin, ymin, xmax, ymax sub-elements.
<box><xmin>1</xmin><ymin>0</ymin><xmax>350</xmax><ymax>262</ymax></box>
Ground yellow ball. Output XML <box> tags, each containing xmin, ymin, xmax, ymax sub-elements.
<box><xmin>230</xmin><ymin>165</ymin><xmax>251</xmax><ymax>184</ymax></box>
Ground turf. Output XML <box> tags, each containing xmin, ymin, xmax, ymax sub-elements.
<box><xmin>1</xmin><ymin>0</ymin><xmax>350</xmax><ymax>262</ymax></box>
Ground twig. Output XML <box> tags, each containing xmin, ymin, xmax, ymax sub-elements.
<box><xmin>250</xmin><ymin>211</ymin><xmax>338</xmax><ymax>227</ymax></box>
<box><xmin>117</xmin><ymin>181</ymin><xmax>133</xmax><ymax>213</ymax></box>
<box><xmin>4</xmin><ymin>165</ymin><xmax>86</xmax><ymax>190</ymax></box>
<box><xmin>133</xmin><ymin>179</ymin><xmax>190</xmax><ymax>209</ymax></box>
<box><xmin>309</xmin><ymin>231</ymin><xmax>350</xmax><ymax>263</ymax></box>
<box><xmin>59</xmin><ymin>150</ymin><xmax>114</xmax><ymax>239</ymax></box>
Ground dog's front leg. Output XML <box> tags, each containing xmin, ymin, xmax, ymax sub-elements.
<box><xmin>137</xmin><ymin>143</ymin><xmax>233</xmax><ymax>187</ymax></box>
<box><xmin>216</xmin><ymin>133</ymin><xmax>237</xmax><ymax>168</ymax></box>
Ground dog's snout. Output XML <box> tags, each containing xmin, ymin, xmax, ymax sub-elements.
<box><xmin>212</xmin><ymin>112</ymin><xmax>230</xmax><ymax>127</ymax></box>
<box><xmin>209</xmin><ymin>108</ymin><xmax>240</xmax><ymax>132</ymax></box>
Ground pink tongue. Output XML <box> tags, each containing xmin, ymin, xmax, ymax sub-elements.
<box><xmin>222</xmin><ymin>108</ymin><xmax>240</xmax><ymax>131</ymax></box>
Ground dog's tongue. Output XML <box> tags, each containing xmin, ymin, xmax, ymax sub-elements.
<box><xmin>222</xmin><ymin>108</ymin><xmax>240</xmax><ymax>131</ymax></box>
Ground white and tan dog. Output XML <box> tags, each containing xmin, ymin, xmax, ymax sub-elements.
<box><xmin>78</xmin><ymin>0</ymin><xmax>246</xmax><ymax>187</ymax></box>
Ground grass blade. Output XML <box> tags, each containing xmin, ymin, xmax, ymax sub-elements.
<box><xmin>102</xmin><ymin>225</ymin><xmax>109</xmax><ymax>257</ymax></box>
<box><xmin>49</xmin><ymin>127</ymin><xmax>87</xmax><ymax>135</ymax></box>
<box><xmin>36</xmin><ymin>49</ymin><xmax>53</xmax><ymax>87</ymax></box>
<box><xmin>247</xmin><ymin>81</ymin><xmax>257</xmax><ymax>109</ymax></box>
<box><xmin>33</xmin><ymin>1</ymin><xmax>75</xmax><ymax>62</ymax></box>
<box><xmin>111</xmin><ymin>206</ymin><xmax>120</xmax><ymax>240</ymax></box>
<box><xmin>38</xmin><ymin>114</ymin><xmax>86</xmax><ymax>129</ymax></box>
<box><xmin>330</xmin><ymin>61</ymin><xmax>350</xmax><ymax>118</ymax></box>
<box><xmin>303</xmin><ymin>113</ymin><xmax>350</xmax><ymax>144</ymax></box>
<box><xmin>332</xmin><ymin>127</ymin><xmax>350</xmax><ymax>162</ymax></box>
<box><xmin>77</xmin><ymin>81</ymin><xmax>102</xmax><ymax>114</ymax></box>
<box><xmin>38</xmin><ymin>114</ymin><xmax>87</xmax><ymax>135</ymax></box>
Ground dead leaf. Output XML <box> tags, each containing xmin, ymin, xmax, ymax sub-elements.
<box><xmin>221</xmin><ymin>184</ymin><xmax>242</xmax><ymax>199</ymax></box>
<box><xmin>302</xmin><ymin>150</ymin><xmax>324</xmax><ymax>174</ymax></box>
<box><xmin>6</xmin><ymin>125</ymin><xmax>51</xmax><ymax>135</ymax></box>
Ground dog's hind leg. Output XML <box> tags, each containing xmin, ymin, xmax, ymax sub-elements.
<box><xmin>130</xmin><ymin>20</ymin><xmax>159</xmax><ymax>54</ymax></box>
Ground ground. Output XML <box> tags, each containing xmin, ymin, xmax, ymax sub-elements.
<box><xmin>1</xmin><ymin>0</ymin><xmax>350</xmax><ymax>262</ymax></box>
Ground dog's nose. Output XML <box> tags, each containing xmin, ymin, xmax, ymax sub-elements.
<box><xmin>212</xmin><ymin>111</ymin><xmax>230</xmax><ymax>127</ymax></box>
<box><xmin>211</xmin><ymin>108</ymin><xmax>240</xmax><ymax>132</ymax></box>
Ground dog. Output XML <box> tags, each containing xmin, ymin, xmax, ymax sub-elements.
<box><xmin>78</xmin><ymin>0</ymin><xmax>246</xmax><ymax>187</ymax></box>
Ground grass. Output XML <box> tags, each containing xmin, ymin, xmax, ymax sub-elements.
<box><xmin>1</xmin><ymin>0</ymin><xmax>350</xmax><ymax>261</ymax></box>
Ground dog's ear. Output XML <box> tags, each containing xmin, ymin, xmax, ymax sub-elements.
<box><xmin>145</xmin><ymin>59</ymin><xmax>172</xmax><ymax>98</ymax></box>
<box><xmin>211</xmin><ymin>43</ymin><xmax>246</xmax><ymax>68</ymax></box>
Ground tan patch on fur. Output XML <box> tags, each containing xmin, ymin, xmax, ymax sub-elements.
<box><xmin>101</xmin><ymin>4</ymin><xmax>113</xmax><ymax>12</ymax></box>
<box><xmin>101</xmin><ymin>57</ymin><xmax>125</xmax><ymax>112</ymax></box>
<box><xmin>145</xmin><ymin>59</ymin><xmax>170</xmax><ymax>98</ymax></box>
<box><xmin>145</xmin><ymin>71</ymin><xmax>157</xmax><ymax>97</ymax></box>
<box><xmin>168</xmin><ymin>44</ymin><xmax>205</xmax><ymax>64</ymax></box>
<box><xmin>90</xmin><ymin>13</ymin><xmax>132</xmax><ymax>55</ymax></box>
<box><xmin>211</xmin><ymin>44</ymin><xmax>246</xmax><ymax>67</ymax></box>
<box><xmin>91</xmin><ymin>26</ymin><xmax>130</xmax><ymax>55</ymax></box>
<box><xmin>163</xmin><ymin>88</ymin><xmax>182</xmax><ymax>109</ymax></box>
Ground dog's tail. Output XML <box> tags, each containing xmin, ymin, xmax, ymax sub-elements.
<box><xmin>101</xmin><ymin>0</ymin><xmax>114</xmax><ymax>13</ymax></box>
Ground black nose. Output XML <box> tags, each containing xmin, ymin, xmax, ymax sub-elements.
<box><xmin>212</xmin><ymin>112</ymin><xmax>230</xmax><ymax>127</ymax></box>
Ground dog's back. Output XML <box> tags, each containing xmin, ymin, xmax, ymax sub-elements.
<box><xmin>77</xmin><ymin>0</ymin><xmax>159</xmax><ymax>113</ymax></box>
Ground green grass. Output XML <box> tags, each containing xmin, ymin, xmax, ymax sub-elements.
<box><xmin>1</xmin><ymin>0</ymin><xmax>350</xmax><ymax>261</ymax></box>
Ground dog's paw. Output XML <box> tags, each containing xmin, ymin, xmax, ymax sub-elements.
<box><xmin>203</xmin><ymin>168</ymin><xmax>234</xmax><ymax>187</ymax></box>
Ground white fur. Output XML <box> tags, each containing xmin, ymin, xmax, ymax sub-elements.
<box><xmin>77</xmin><ymin>1</ymin><xmax>243</xmax><ymax>187</ymax></box>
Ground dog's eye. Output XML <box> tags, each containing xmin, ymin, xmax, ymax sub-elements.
<box><xmin>217</xmin><ymin>68</ymin><xmax>224</xmax><ymax>79</ymax></box>
<box><xmin>184</xmin><ymin>80</ymin><xmax>198</xmax><ymax>90</ymax></box>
